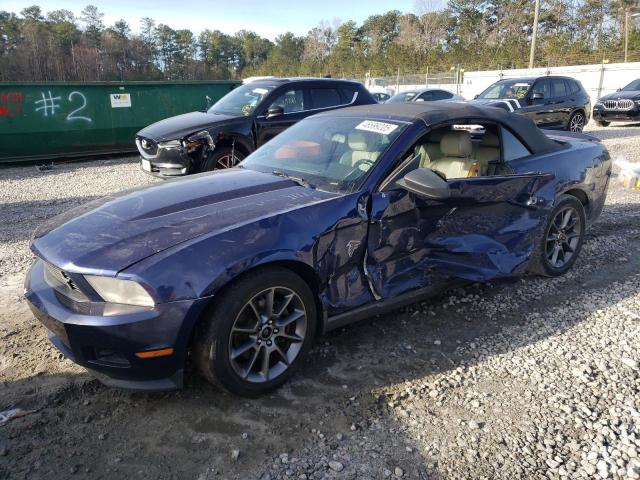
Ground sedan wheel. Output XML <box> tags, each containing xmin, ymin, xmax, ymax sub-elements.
<box><xmin>528</xmin><ymin>194</ymin><xmax>586</xmax><ymax>277</ymax></box>
<box><xmin>569</xmin><ymin>112</ymin><xmax>585</xmax><ymax>132</ymax></box>
<box><xmin>194</xmin><ymin>267</ymin><xmax>316</xmax><ymax>396</ymax></box>
<box><xmin>545</xmin><ymin>206</ymin><xmax>582</xmax><ymax>269</ymax></box>
<box><xmin>229</xmin><ymin>287</ymin><xmax>307</xmax><ymax>383</ymax></box>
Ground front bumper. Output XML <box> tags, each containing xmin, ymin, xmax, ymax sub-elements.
<box><xmin>24</xmin><ymin>260</ymin><xmax>208</xmax><ymax>391</ymax></box>
<box><xmin>136</xmin><ymin>137</ymin><xmax>192</xmax><ymax>177</ymax></box>
<box><xmin>593</xmin><ymin>105</ymin><xmax>640</xmax><ymax>123</ymax></box>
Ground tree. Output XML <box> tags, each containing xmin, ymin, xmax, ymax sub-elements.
<box><xmin>156</xmin><ymin>24</ymin><xmax>177</xmax><ymax>77</ymax></box>
<box><xmin>0</xmin><ymin>2</ymin><xmax>637</xmax><ymax>81</ymax></box>
<box><xmin>80</xmin><ymin>4</ymin><xmax>104</xmax><ymax>49</ymax></box>
<box><xmin>361</xmin><ymin>10</ymin><xmax>401</xmax><ymax>55</ymax></box>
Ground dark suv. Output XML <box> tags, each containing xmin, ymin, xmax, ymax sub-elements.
<box><xmin>593</xmin><ymin>79</ymin><xmax>640</xmax><ymax>126</ymax></box>
<box><xmin>136</xmin><ymin>78</ymin><xmax>376</xmax><ymax>177</ymax></box>
<box><xmin>471</xmin><ymin>76</ymin><xmax>591</xmax><ymax>132</ymax></box>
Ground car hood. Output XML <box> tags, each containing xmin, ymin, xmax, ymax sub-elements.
<box><xmin>31</xmin><ymin>169</ymin><xmax>337</xmax><ymax>275</ymax></box>
<box><xmin>599</xmin><ymin>91</ymin><xmax>640</xmax><ymax>102</ymax></box>
<box><xmin>136</xmin><ymin>111</ymin><xmax>245</xmax><ymax>142</ymax></box>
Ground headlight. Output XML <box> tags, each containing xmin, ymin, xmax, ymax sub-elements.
<box><xmin>84</xmin><ymin>276</ymin><xmax>154</xmax><ymax>307</ymax></box>
<box><xmin>594</xmin><ymin>102</ymin><xmax>603</xmax><ymax>108</ymax></box>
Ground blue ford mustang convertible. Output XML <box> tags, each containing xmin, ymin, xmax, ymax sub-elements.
<box><xmin>25</xmin><ymin>103</ymin><xmax>611</xmax><ymax>396</ymax></box>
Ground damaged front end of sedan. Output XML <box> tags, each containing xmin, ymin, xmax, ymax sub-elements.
<box><xmin>136</xmin><ymin>130</ymin><xmax>217</xmax><ymax>177</ymax></box>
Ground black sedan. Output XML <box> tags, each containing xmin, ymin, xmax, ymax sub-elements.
<box><xmin>593</xmin><ymin>79</ymin><xmax>640</xmax><ymax>126</ymax></box>
<box><xmin>471</xmin><ymin>76</ymin><xmax>591</xmax><ymax>132</ymax></box>
<box><xmin>26</xmin><ymin>102</ymin><xmax>611</xmax><ymax>396</ymax></box>
<box><xmin>135</xmin><ymin>78</ymin><xmax>376</xmax><ymax>177</ymax></box>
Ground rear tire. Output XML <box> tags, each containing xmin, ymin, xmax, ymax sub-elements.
<box><xmin>202</xmin><ymin>147</ymin><xmax>245</xmax><ymax>172</ymax></box>
<box><xmin>568</xmin><ymin>111</ymin><xmax>586</xmax><ymax>132</ymax></box>
<box><xmin>193</xmin><ymin>267</ymin><xmax>317</xmax><ymax>397</ymax></box>
<box><xmin>596</xmin><ymin>120</ymin><xmax>610</xmax><ymax>127</ymax></box>
<box><xmin>528</xmin><ymin>194</ymin><xmax>586</xmax><ymax>277</ymax></box>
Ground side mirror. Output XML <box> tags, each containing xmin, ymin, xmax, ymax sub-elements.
<box><xmin>266</xmin><ymin>106</ymin><xmax>284</xmax><ymax>119</ymax></box>
<box><xmin>397</xmin><ymin>168</ymin><xmax>450</xmax><ymax>200</ymax></box>
<box><xmin>532</xmin><ymin>91</ymin><xmax>544</xmax><ymax>100</ymax></box>
<box><xmin>474</xmin><ymin>94</ymin><xmax>479</xmax><ymax>99</ymax></box>
<box><xmin>617</xmin><ymin>87</ymin><xmax>622</xmax><ymax>92</ymax></box>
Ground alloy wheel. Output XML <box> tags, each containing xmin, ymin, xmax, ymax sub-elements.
<box><xmin>569</xmin><ymin>113</ymin><xmax>585</xmax><ymax>132</ymax></box>
<box><xmin>216</xmin><ymin>153</ymin><xmax>242</xmax><ymax>169</ymax></box>
<box><xmin>228</xmin><ymin>287</ymin><xmax>307</xmax><ymax>383</ymax></box>
<box><xmin>545</xmin><ymin>206</ymin><xmax>582</xmax><ymax>268</ymax></box>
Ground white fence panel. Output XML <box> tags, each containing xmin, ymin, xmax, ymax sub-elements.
<box><xmin>462</xmin><ymin>62</ymin><xmax>640</xmax><ymax>101</ymax></box>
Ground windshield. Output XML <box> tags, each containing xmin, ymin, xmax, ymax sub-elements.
<box><xmin>622</xmin><ymin>79</ymin><xmax>640</xmax><ymax>91</ymax></box>
<box><xmin>387</xmin><ymin>91</ymin><xmax>419</xmax><ymax>103</ymax></box>
<box><xmin>208</xmin><ymin>83</ymin><xmax>275</xmax><ymax>116</ymax></box>
<box><xmin>478</xmin><ymin>80</ymin><xmax>532</xmax><ymax>100</ymax></box>
<box><xmin>241</xmin><ymin>116</ymin><xmax>407</xmax><ymax>193</ymax></box>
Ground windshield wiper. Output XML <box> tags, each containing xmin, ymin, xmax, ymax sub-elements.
<box><xmin>272</xmin><ymin>170</ymin><xmax>315</xmax><ymax>189</ymax></box>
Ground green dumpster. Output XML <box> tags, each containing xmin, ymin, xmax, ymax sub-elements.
<box><xmin>0</xmin><ymin>80</ymin><xmax>240</xmax><ymax>163</ymax></box>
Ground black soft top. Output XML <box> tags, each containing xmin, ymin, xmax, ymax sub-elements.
<box><xmin>319</xmin><ymin>102</ymin><xmax>561</xmax><ymax>155</ymax></box>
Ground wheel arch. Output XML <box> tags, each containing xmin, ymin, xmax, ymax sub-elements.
<box><xmin>214</xmin><ymin>133</ymin><xmax>252</xmax><ymax>158</ymax></box>
<box><xmin>562</xmin><ymin>187</ymin><xmax>589</xmax><ymax>215</ymax></box>
<box><xmin>186</xmin><ymin>259</ymin><xmax>326</xmax><ymax>350</ymax></box>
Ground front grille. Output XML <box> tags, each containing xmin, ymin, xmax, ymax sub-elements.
<box><xmin>619</xmin><ymin>99</ymin><xmax>634</xmax><ymax>109</ymax></box>
<box><xmin>603</xmin><ymin>99</ymin><xmax>634</xmax><ymax>110</ymax></box>
<box><xmin>44</xmin><ymin>263</ymin><xmax>90</xmax><ymax>303</ymax></box>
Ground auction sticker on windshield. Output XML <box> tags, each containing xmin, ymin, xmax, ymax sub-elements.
<box><xmin>356</xmin><ymin>120</ymin><xmax>399</xmax><ymax>135</ymax></box>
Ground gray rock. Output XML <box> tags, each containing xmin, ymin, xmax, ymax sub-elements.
<box><xmin>231</xmin><ymin>449</ymin><xmax>240</xmax><ymax>462</ymax></box>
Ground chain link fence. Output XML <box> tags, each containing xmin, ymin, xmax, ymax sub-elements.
<box><xmin>331</xmin><ymin>55</ymin><xmax>640</xmax><ymax>100</ymax></box>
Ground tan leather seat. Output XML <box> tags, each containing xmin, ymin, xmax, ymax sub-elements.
<box><xmin>415</xmin><ymin>129</ymin><xmax>444</xmax><ymax>168</ymax></box>
<box><xmin>475</xmin><ymin>132</ymin><xmax>500</xmax><ymax>175</ymax></box>
<box><xmin>339</xmin><ymin>132</ymin><xmax>380</xmax><ymax>170</ymax></box>
<box><xmin>428</xmin><ymin>131</ymin><xmax>475</xmax><ymax>179</ymax></box>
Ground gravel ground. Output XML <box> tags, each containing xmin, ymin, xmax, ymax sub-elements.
<box><xmin>0</xmin><ymin>123</ymin><xmax>639</xmax><ymax>480</ymax></box>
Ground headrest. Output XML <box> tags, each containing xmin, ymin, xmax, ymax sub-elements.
<box><xmin>480</xmin><ymin>132</ymin><xmax>500</xmax><ymax>148</ymax></box>
<box><xmin>348</xmin><ymin>131</ymin><xmax>378</xmax><ymax>151</ymax></box>
<box><xmin>428</xmin><ymin>128</ymin><xmax>445</xmax><ymax>143</ymax></box>
<box><xmin>440</xmin><ymin>131</ymin><xmax>472</xmax><ymax>157</ymax></box>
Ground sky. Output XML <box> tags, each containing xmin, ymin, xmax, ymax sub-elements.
<box><xmin>2</xmin><ymin>0</ymin><xmax>419</xmax><ymax>39</ymax></box>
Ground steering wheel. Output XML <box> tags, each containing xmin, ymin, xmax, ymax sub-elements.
<box><xmin>353</xmin><ymin>158</ymin><xmax>376</xmax><ymax>171</ymax></box>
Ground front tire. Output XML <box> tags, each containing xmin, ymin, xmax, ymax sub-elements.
<box><xmin>528</xmin><ymin>194</ymin><xmax>586</xmax><ymax>277</ymax></box>
<box><xmin>201</xmin><ymin>147</ymin><xmax>245</xmax><ymax>172</ymax></box>
<box><xmin>194</xmin><ymin>267</ymin><xmax>317</xmax><ymax>396</ymax></box>
<box><xmin>568</xmin><ymin>111</ymin><xmax>586</xmax><ymax>132</ymax></box>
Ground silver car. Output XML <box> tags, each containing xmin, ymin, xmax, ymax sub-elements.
<box><xmin>387</xmin><ymin>88</ymin><xmax>464</xmax><ymax>103</ymax></box>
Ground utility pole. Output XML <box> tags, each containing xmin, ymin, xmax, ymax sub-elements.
<box><xmin>625</xmin><ymin>8</ymin><xmax>629</xmax><ymax>63</ymax></box>
<box><xmin>529</xmin><ymin>0</ymin><xmax>540</xmax><ymax>69</ymax></box>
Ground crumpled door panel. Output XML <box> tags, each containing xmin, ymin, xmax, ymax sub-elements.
<box><xmin>367</xmin><ymin>173</ymin><xmax>555</xmax><ymax>299</ymax></box>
